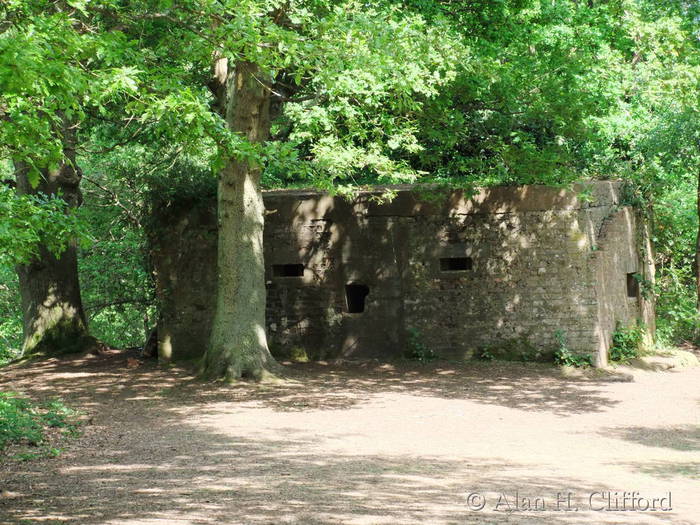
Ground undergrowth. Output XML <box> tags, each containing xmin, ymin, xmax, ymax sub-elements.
<box><xmin>0</xmin><ymin>392</ymin><xmax>81</xmax><ymax>460</ymax></box>
<box><xmin>610</xmin><ymin>323</ymin><xmax>644</xmax><ymax>362</ymax></box>
<box><xmin>553</xmin><ymin>330</ymin><xmax>593</xmax><ymax>368</ymax></box>
<box><xmin>404</xmin><ymin>327</ymin><xmax>437</xmax><ymax>363</ymax></box>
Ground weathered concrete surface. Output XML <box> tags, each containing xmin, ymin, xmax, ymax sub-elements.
<box><xmin>149</xmin><ymin>182</ymin><xmax>654</xmax><ymax>365</ymax></box>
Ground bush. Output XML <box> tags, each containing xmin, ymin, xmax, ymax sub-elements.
<box><xmin>655</xmin><ymin>266</ymin><xmax>699</xmax><ymax>345</ymax></box>
<box><xmin>404</xmin><ymin>327</ymin><xmax>437</xmax><ymax>363</ymax></box>
<box><xmin>610</xmin><ymin>323</ymin><xmax>644</xmax><ymax>362</ymax></box>
<box><xmin>652</xmin><ymin>182</ymin><xmax>700</xmax><ymax>344</ymax></box>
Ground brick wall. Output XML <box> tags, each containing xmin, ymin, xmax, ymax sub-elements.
<box><xmin>150</xmin><ymin>182</ymin><xmax>654</xmax><ymax>365</ymax></box>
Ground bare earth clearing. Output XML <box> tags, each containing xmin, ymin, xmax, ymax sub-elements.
<box><xmin>0</xmin><ymin>350</ymin><xmax>698</xmax><ymax>525</ymax></box>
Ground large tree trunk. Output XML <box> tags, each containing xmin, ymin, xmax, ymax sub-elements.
<box><xmin>200</xmin><ymin>61</ymin><xmax>279</xmax><ymax>381</ymax></box>
<box><xmin>14</xmin><ymin>124</ymin><xmax>93</xmax><ymax>356</ymax></box>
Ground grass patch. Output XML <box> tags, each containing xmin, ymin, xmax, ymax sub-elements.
<box><xmin>0</xmin><ymin>392</ymin><xmax>82</xmax><ymax>459</ymax></box>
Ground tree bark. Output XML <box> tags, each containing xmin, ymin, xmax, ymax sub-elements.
<box><xmin>14</xmin><ymin>123</ymin><xmax>93</xmax><ymax>356</ymax></box>
<box><xmin>200</xmin><ymin>61</ymin><xmax>279</xmax><ymax>381</ymax></box>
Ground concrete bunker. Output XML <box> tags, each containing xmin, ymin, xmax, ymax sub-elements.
<box><xmin>150</xmin><ymin>182</ymin><xmax>655</xmax><ymax>367</ymax></box>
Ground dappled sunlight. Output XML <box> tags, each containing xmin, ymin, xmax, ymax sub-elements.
<box><xmin>621</xmin><ymin>460</ymin><xmax>700</xmax><ymax>480</ymax></box>
<box><xmin>1</xmin><ymin>351</ymin><xmax>699</xmax><ymax>524</ymax></box>
<box><xmin>1</xmin><ymin>349</ymin><xmax>626</xmax><ymax>416</ymax></box>
<box><xmin>155</xmin><ymin>182</ymin><xmax>643</xmax><ymax>367</ymax></box>
<box><xmin>602</xmin><ymin>425</ymin><xmax>700</xmax><ymax>452</ymax></box>
<box><xmin>231</xmin><ymin>361</ymin><xmax>625</xmax><ymax>415</ymax></box>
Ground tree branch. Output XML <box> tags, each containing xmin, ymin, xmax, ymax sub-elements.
<box><xmin>85</xmin><ymin>297</ymin><xmax>152</xmax><ymax>312</ymax></box>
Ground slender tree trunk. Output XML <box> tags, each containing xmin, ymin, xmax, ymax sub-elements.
<box><xmin>200</xmin><ymin>61</ymin><xmax>279</xmax><ymax>381</ymax></box>
<box><xmin>14</xmin><ymin>123</ymin><xmax>93</xmax><ymax>356</ymax></box>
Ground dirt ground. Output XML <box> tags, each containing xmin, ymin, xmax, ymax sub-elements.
<box><xmin>0</xmin><ymin>350</ymin><xmax>698</xmax><ymax>525</ymax></box>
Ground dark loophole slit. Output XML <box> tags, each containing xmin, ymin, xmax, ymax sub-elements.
<box><xmin>273</xmin><ymin>264</ymin><xmax>304</xmax><ymax>277</ymax></box>
<box><xmin>440</xmin><ymin>257</ymin><xmax>473</xmax><ymax>272</ymax></box>
<box><xmin>627</xmin><ymin>272</ymin><xmax>639</xmax><ymax>298</ymax></box>
<box><xmin>345</xmin><ymin>284</ymin><xmax>369</xmax><ymax>313</ymax></box>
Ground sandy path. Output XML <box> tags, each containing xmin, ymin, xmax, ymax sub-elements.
<box><xmin>0</xmin><ymin>352</ymin><xmax>698</xmax><ymax>524</ymax></box>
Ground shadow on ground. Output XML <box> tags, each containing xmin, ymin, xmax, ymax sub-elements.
<box><xmin>0</xmin><ymin>350</ymin><xmax>623</xmax><ymax>417</ymax></box>
<box><xmin>0</xmin><ymin>423</ymin><xmax>690</xmax><ymax>525</ymax></box>
<box><xmin>620</xmin><ymin>459</ymin><xmax>700</xmax><ymax>480</ymax></box>
<box><xmin>1</xmin><ymin>351</ymin><xmax>697</xmax><ymax>524</ymax></box>
<box><xmin>602</xmin><ymin>425</ymin><xmax>700</xmax><ymax>452</ymax></box>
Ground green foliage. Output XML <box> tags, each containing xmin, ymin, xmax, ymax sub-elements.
<box><xmin>652</xmin><ymin>180</ymin><xmax>700</xmax><ymax>343</ymax></box>
<box><xmin>0</xmin><ymin>393</ymin><xmax>42</xmax><ymax>449</ymax></box>
<box><xmin>0</xmin><ymin>185</ymin><xmax>89</xmax><ymax>267</ymax></box>
<box><xmin>656</xmin><ymin>266</ymin><xmax>698</xmax><ymax>344</ymax></box>
<box><xmin>269</xmin><ymin>4</ymin><xmax>464</xmax><ymax>189</ymax></box>
<box><xmin>405</xmin><ymin>0</ymin><xmax>629</xmax><ymax>186</ymax></box>
<box><xmin>75</xmin><ymin>146</ymin><xmax>165</xmax><ymax>349</ymax></box>
<box><xmin>1</xmin><ymin>0</ymin><xmax>700</xmax><ymax>357</ymax></box>
<box><xmin>0</xmin><ymin>266</ymin><xmax>22</xmax><ymax>365</ymax></box>
<box><xmin>41</xmin><ymin>398</ymin><xmax>79</xmax><ymax>429</ymax></box>
<box><xmin>404</xmin><ymin>327</ymin><xmax>437</xmax><ymax>363</ymax></box>
<box><xmin>0</xmin><ymin>0</ymin><xmax>141</xmax><ymax>174</ymax></box>
<box><xmin>0</xmin><ymin>393</ymin><xmax>79</xmax><ymax>452</ymax></box>
<box><xmin>576</xmin><ymin>0</ymin><xmax>700</xmax><ymax>345</ymax></box>
<box><xmin>553</xmin><ymin>330</ymin><xmax>593</xmax><ymax>368</ymax></box>
<box><xmin>478</xmin><ymin>348</ymin><xmax>495</xmax><ymax>361</ymax></box>
<box><xmin>610</xmin><ymin>323</ymin><xmax>644</xmax><ymax>363</ymax></box>
<box><xmin>78</xmin><ymin>203</ymin><xmax>155</xmax><ymax>348</ymax></box>
<box><xmin>288</xmin><ymin>347</ymin><xmax>310</xmax><ymax>363</ymax></box>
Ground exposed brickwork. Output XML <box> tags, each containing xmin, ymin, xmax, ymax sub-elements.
<box><xmin>150</xmin><ymin>182</ymin><xmax>654</xmax><ymax>365</ymax></box>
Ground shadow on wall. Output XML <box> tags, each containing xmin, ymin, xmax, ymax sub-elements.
<box><xmin>150</xmin><ymin>182</ymin><xmax>650</xmax><ymax>365</ymax></box>
<box><xmin>265</xmin><ymin>182</ymin><xmax>643</xmax><ymax>363</ymax></box>
<box><xmin>266</xmin><ymin>190</ymin><xmax>411</xmax><ymax>360</ymax></box>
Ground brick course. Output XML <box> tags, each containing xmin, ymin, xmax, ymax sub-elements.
<box><xmin>150</xmin><ymin>182</ymin><xmax>655</xmax><ymax>366</ymax></box>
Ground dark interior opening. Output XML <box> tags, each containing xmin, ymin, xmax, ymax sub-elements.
<box><xmin>440</xmin><ymin>257</ymin><xmax>473</xmax><ymax>271</ymax></box>
<box><xmin>345</xmin><ymin>284</ymin><xmax>370</xmax><ymax>313</ymax></box>
<box><xmin>627</xmin><ymin>272</ymin><xmax>639</xmax><ymax>298</ymax></box>
<box><xmin>272</xmin><ymin>264</ymin><xmax>304</xmax><ymax>277</ymax></box>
